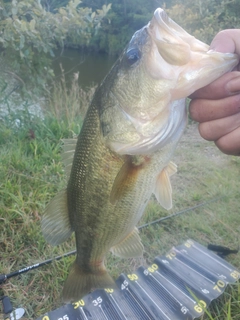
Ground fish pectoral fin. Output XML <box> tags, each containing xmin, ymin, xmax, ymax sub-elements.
<box><xmin>62</xmin><ymin>260</ymin><xmax>116</xmax><ymax>303</ymax></box>
<box><xmin>110</xmin><ymin>227</ymin><xmax>144</xmax><ymax>258</ymax></box>
<box><xmin>154</xmin><ymin>162</ymin><xmax>176</xmax><ymax>210</ymax></box>
<box><xmin>61</xmin><ymin>138</ymin><xmax>77</xmax><ymax>179</ymax></box>
<box><xmin>41</xmin><ymin>189</ymin><xmax>73</xmax><ymax>246</ymax></box>
<box><xmin>110</xmin><ymin>158</ymin><xmax>142</xmax><ymax>205</ymax></box>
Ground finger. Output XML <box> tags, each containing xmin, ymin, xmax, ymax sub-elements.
<box><xmin>215</xmin><ymin>127</ymin><xmax>240</xmax><ymax>155</ymax></box>
<box><xmin>189</xmin><ymin>93</ymin><xmax>240</xmax><ymax>122</ymax></box>
<box><xmin>198</xmin><ymin>112</ymin><xmax>240</xmax><ymax>141</ymax></box>
<box><xmin>210</xmin><ymin>29</ymin><xmax>240</xmax><ymax>56</ymax></box>
<box><xmin>210</xmin><ymin>29</ymin><xmax>240</xmax><ymax>72</ymax></box>
<box><xmin>190</xmin><ymin>71</ymin><xmax>240</xmax><ymax>99</ymax></box>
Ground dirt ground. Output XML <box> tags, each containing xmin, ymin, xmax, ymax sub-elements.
<box><xmin>176</xmin><ymin>122</ymin><xmax>230</xmax><ymax>166</ymax></box>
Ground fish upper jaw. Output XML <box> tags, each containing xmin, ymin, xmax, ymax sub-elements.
<box><xmin>151</xmin><ymin>8</ymin><xmax>209</xmax><ymax>54</ymax></box>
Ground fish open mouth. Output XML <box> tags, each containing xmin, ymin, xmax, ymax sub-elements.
<box><xmin>147</xmin><ymin>8</ymin><xmax>238</xmax><ymax>95</ymax></box>
<box><xmin>148</xmin><ymin>8</ymin><xmax>210</xmax><ymax>67</ymax></box>
<box><xmin>150</xmin><ymin>8</ymin><xmax>238</xmax><ymax>67</ymax></box>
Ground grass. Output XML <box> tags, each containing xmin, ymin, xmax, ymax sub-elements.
<box><xmin>0</xmin><ymin>80</ymin><xmax>240</xmax><ymax>319</ymax></box>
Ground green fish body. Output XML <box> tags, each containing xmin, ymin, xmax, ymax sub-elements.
<box><xmin>42</xmin><ymin>8</ymin><xmax>239</xmax><ymax>302</ymax></box>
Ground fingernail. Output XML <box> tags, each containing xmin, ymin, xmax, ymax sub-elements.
<box><xmin>226</xmin><ymin>74</ymin><xmax>240</xmax><ymax>93</ymax></box>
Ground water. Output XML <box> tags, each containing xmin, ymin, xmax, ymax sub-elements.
<box><xmin>1</xmin><ymin>49</ymin><xmax>116</xmax><ymax>119</ymax></box>
<box><xmin>52</xmin><ymin>48</ymin><xmax>116</xmax><ymax>88</ymax></box>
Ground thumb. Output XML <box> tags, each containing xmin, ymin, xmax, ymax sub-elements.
<box><xmin>210</xmin><ymin>29</ymin><xmax>240</xmax><ymax>55</ymax></box>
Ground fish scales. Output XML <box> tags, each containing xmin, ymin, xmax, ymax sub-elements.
<box><xmin>41</xmin><ymin>8</ymin><xmax>239</xmax><ymax>303</ymax></box>
<box><xmin>68</xmin><ymin>92</ymin><xmax>158</xmax><ymax>256</ymax></box>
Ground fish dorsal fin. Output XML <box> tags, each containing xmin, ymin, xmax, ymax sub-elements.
<box><xmin>110</xmin><ymin>227</ymin><xmax>144</xmax><ymax>258</ymax></box>
<box><xmin>41</xmin><ymin>189</ymin><xmax>73</xmax><ymax>246</ymax></box>
<box><xmin>154</xmin><ymin>162</ymin><xmax>177</xmax><ymax>210</ymax></box>
<box><xmin>61</xmin><ymin>139</ymin><xmax>77</xmax><ymax>179</ymax></box>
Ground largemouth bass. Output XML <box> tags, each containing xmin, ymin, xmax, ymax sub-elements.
<box><xmin>42</xmin><ymin>8</ymin><xmax>238</xmax><ymax>302</ymax></box>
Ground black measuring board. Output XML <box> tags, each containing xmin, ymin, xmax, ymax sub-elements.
<box><xmin>36</xmin><ymin>239</ymin><xmax>240</xmax><ymax>320</ymax></box>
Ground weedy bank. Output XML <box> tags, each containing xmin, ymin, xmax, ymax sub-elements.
<box><xmin>0</xmin><ymin>79</ymin><xmax>240</xmax><ymax>319</ymax></box>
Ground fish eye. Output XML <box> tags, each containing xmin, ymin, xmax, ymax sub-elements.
<box><xmin>126</xmin><ymin>48</ymin><xmax>141</xmax><ymax>65</ymax></box>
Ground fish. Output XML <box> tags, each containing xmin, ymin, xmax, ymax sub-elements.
<box><xmin>41</xmin><ymin>8</ymin><xmax>239</xmax><ymax>303</ymax></box>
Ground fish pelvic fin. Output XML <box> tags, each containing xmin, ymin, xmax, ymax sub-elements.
<box><xmin>62</xmin><ymin>260</ymin><xmax>116</xmax><ymax>303</ymax></box>
<box><xmin>61</xmin><ymin>138</ymin><xmax>77</xmax><ymax>179</ymax></box>
<box><xmin>165</xmin><ymin>161</ymin><xmax>177</xmax><ymax>176</ymax></box>
<box><xmin>110</xmin><ymin>227</ymin><xmax>144</xmax><ymax>258</ymax></box>
<box><xmin>41</xmin><ymin>189</ymin><xmax>73</xmax><ymax>246</ymax></box>
<box><xmin>154</xmin><ymin>161</ymin><xmax>177</xmax><ymax>210</ymax></box>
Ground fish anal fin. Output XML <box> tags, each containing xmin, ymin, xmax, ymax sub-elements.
<box><xmin>154</xmin><ymin>162</ymin><xmax>176</xmax><ymax>210</ymax></box>
<box><xmin>41</xmin><ymin>189</ymin><xmax>73</xmax><ymax>246</ymax></box>
<box><xmin>62</xmin><ymin>260</ymin><xmax>116</xmax><ymax>303</ymax></box>
<box><xmin>110</xmin><ymin>156</ymin><xmax>149</xmax><ymax>205</ymax></box>
<box><xmin>110</xmin><ymin>227</ymin><xmax>144</xmax><ymax>258</ymax></box>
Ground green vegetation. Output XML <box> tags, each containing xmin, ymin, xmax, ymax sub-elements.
<box><xmin>0</xmin><ymin>75</ymin><xmax>93</xmax><ymax>318</ymax></box>
<box><xmin>1</xmin><ymin>78</ymin><xmax>240</xmax><ymax>319</ymax></box>
<box><xmin>165</xmin><ymin>0</ymin><xmax>240</xmax><ymax>45</ymax></box>
<box><xmin>1</xmin><ymin>0</ymin><xmax>240</xmax><ymax>98</ymax></box>
<box><xmin>83</xmin><ymin>0</ymin><xmax>158</xmax><ymax>55</ymax></box>
<box><xmin>0</xmin><ymin>0</ymin><xmax>110</xmax><ymax>96</ymax></box>
<box><xmin>80</xmin><ymin>0</ymin><xmax>240</xmax><ymax>55</ymax></box>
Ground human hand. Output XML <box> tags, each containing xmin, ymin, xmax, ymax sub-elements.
<box><xmin>189</xmin><ymin>29</ymin><xmax>240</xmax><ymax>155</ymax></box>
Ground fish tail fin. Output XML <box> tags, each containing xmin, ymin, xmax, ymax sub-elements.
<box><xmin>62</xmin><ymin>260</ymin><xmax>116</xmax><ymax>303</ymax></box>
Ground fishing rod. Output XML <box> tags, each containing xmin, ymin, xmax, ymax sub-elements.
<box><xmin>0</xmin><ymin>251</ymin><xmax>76</xmax><ymax>318</ymax></box>
<box><xmin>2</xmin><ymin>197</ymin><xmax>233</xmax><ymax>319</ymax></box>
<box><xmin>138</xmin><ymin>197</ymin><xmax>220</xmax><ymax>230</ymax></box>
<box><xmin>0</xmin><ymin>250</ymin><xmax>76</xmax><ymax>285</ymax></box>
<box><xmin>1</xmin><ymin>198</ymin><xmax>219</xmax><ymax>285</ymax></box>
